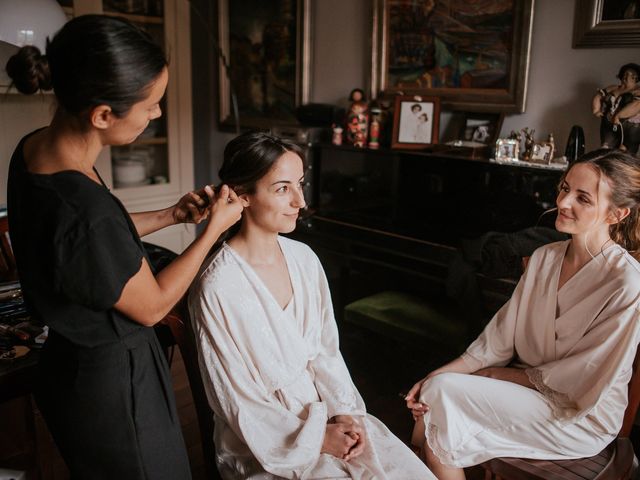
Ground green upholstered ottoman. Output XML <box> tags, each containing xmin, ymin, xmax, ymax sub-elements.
<box><xmin>343</xmin><ymin>291</ymin><xmax>467</xmax><ymax>351</ymax></box>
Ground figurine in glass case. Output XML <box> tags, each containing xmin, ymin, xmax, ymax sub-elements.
<box><xmin>592</xmin><ymin>63</ymin><xmax>640</xmax><ymax>154</ymax></box>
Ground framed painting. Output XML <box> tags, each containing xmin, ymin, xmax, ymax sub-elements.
<box><xmin>573</xmin><ymin>0</ymin><xmax>640</xmax><ymax>48</ymax></box>
<box><xmin>218</xmin><ymin>0</ymin><xmax>311</xmax><ymax>129</ymax></box>
<box><xmin>391</xmin><ymin>95</ymin><xmax>440</xmax><ymax>149</ymax></box>
<box><xmin>371</xmin><ymin>0</ymin><xmax>535</xmax><ymax>113</ymax></box>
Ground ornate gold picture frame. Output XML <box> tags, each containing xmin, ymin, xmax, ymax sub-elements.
<box><xmin>371</xmin><ymin>0</ymin><xmax>535</xmax><ymax>113</ymax></box>
<box><xmin>573</xmin><ymin>0</ymin><xmax>640</xmax><ymax>48</ymax></box>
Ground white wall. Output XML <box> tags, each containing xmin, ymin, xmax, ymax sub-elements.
<box><xmin>310</xmin><ymin>0</ymin><xmax>371</xmax><ymax>109</ymax></box>
<box><xmin>500</xmin><ymin>0</ymin><xmax>636</xmax><ymax>152</ymax></box>
<box><xmin>3</xmin><ymin>1</ymin><xmax>638</xmax><ymax>205</ymax></box>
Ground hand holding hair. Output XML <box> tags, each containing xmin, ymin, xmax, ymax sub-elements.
<box><xmin>205</xmin><ymin>184</ymin><xmax>243</xmax><ymax>234</ymax></box>
<box><xmin>172</xmin><ymin>185</ymin><xmax>215</xmax><ymax>224</ymax></box>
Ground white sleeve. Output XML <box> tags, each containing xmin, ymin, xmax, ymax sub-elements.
<box><xmin>189</xmin><ymin>286</ymin><xmax>327</xmax><ymax>479</ymax></box>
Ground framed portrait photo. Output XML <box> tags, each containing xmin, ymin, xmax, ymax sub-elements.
<box><xmin>391</xmin><ymin>96</ymin><xmax>440</xmax><ymax>149</ymax></box>
<box><xmin>495</xmin><ymin>138</ymin><xmax>519</xmax><ymax>162</ymax></box>
<box><xmin>460</xmin><ymin>112</ymin><xmax>504</xmax><ymax>146</ymax></box>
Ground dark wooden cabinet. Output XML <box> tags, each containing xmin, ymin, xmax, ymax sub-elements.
<box><xmin>292</xmin><ymin>145</ymin><xmax>565</xmax><ymax>323</ymax></box>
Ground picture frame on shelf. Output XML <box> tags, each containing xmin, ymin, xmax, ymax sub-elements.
<box><xmin>495</xmin><ymin>138</ymin><xmax>519</xmax><ymax>162</ymax></box>
<box><xmin>217</xmin><ymin>0</ymin><xmax>311</xmax><ymax>129</ymax></box>
<box><xmin>460</xmin><ymin>112</ymin><xmax>504</xmax><ymax>147</ymax></box>
<box><xmin>530</xmin><ymin>141</ymin><xmax>555</xmax><ymax>164</ymax></box>
<box><xmin>371</xmin><ymin>0</ymin><xmax>534</xmax><ymax>112</ymax></box>
<box><xmin>391</xmin><ymin>95</ymin><xmax>440</xmax><ymax>149</ymax></box>
<box><xmin>573</xmin><ymin>0</ymin><xmax>640</xmax><ymax>48</ymax></box>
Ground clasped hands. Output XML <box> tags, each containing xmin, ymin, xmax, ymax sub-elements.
<box><xmin>172</xmin><ymin>184</ymin><xmax>242</xmax><ymax>226</ymax></box>
<box><xmin>322</xmin><ymin>415</ymin><xmax>366</xmax><ymax>462</ymax></box>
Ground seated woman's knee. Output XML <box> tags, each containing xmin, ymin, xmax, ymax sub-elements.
<box><xmin>421</xmin><ymin>372</ymin><xmax>467</xmax><ymax>402</ymax></box>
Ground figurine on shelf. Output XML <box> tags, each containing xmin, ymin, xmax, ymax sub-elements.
<box><xmin>521</xmin><ymin>127</ymin><xmax>536</xmax><ymax>161</ymax></box>
<box><xmin>368</xmin><ymin>104</ymin><xmax>382</xmax><ymax>149</ymax></box>
<box><xmin>547</xmin><ymin>133</ymin><xmax>555</xmax><ymax>158</ymax></box>
<box><xmin>508</xmin><ymin>130</ymin><xmax>522</xmax><ymax>145</ymax></box>
<box><xmin>345</xmin><ymin>88</ymin><xmax>369</xmax><ymax>148</ymax></box>
<box><xmin>592</xmin><ymin>63</ymin><xmax>640</xmax><ymax>154</ymax></box>
<box><xmin>331</xmin><ymin>124</ymin><xmax>343</xmax><ymax>146</ymax></box>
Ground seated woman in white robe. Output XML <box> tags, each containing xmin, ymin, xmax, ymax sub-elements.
<box><xmin>189</xmin><ymin>132</ymin><xmax>435</xmax><ymax>479</ymax></box>
<box><xmin>406</xmin><ymin>148</ymin><xmax>640</xmax><ymax>480</ymax></box>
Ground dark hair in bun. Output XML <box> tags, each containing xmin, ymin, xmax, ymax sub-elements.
<box><xmin>5</xmin><ymin>45</ymin><xmax>51</xmax><ymax>94</ymax></box>
<box><xmin>5</xmin><ymin>14</ymin><xmax>167</xmax><ymax>117</ymax></box>
<box><xmin>219</xmin><ymin>131</ymin><xmax>305</xmax><ymax>195</ymax></box>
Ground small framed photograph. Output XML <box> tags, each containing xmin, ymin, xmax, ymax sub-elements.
<box><xmin>495</xmin><ymin>138</ymin><xmax>519</xmax><ymax>161</ymax></box>
<box><xmin>391</xmin><ymin>95</ymin><xmax>440</xmax><ymax>149</ymax></box>
<box><xmin>530</xmin><ymin>142</ymin><xmax>554</xmax><ymax>164</ymax></box>
<box><xmin>460</xmin><ymin>113</ymin><xmax>504</xmax><ymax>146</ymax></box>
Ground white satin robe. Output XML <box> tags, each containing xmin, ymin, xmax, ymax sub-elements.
<box><xmin>189</xmin><ymin>236</ymin><xmax>434</xmax><ymax>479</ymax></box>
<box><xmin>419</xmin><ymin>240</ymin><xmax>640</xmax><ymax>467</ymax></box>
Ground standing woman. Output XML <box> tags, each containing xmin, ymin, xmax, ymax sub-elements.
<box><xmin>5</xmin><ymin>15</ymin><xmax>242</xmax><ymax>479</ymax></box>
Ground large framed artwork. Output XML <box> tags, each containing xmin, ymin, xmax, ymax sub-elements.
<box><xmin>218</xmin><ymin>0</ymin><xmax>311</xmax><ymax>129</ymax></box>
<box><xmin>371</xmin><ymin>0</ymin><xmax>535</xmax><ymax>113</ymax></box>
<box><xmin>573</xmin><ymin>0</ymin><xmax>640</xmax><ymax>48</ymax></box>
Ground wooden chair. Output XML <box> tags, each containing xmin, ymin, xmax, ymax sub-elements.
<box><xmin>0</xmin><ymin>215</ymin><xmax>18</xmax><ymax>282</ymax></box>
<box><xmin>482</xmin><ymin>347</ymin><xmax>640</xmax><ymax>480</ymax></box>
<box><xmin>164</xmin><ymin>301</ymin><xmax>222</xmax><ymax>480</ymax></box>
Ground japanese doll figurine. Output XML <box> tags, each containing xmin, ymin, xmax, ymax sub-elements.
<box><xmin>346</xmin><ymin>88</ymin><xmax>369</xmax><ymax>148</ymax></box>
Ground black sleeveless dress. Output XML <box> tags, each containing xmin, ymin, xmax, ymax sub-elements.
<box><xmin>7</xmin><ymin>130</ymin><xmax>191</xmax><ymax>480</ymax></box>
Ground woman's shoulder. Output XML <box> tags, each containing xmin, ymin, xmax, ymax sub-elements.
<box><xmin>597</xmin><ymin>247</ymin><xmax>640</xmax><ymax>311</ymax></box>
<box><xmin>607</xmin><ymin>245</ymin><xmax>640</xmax><ymax>282</ymax></box>
<box><xmin>49</xmin><ymin>174</ymin><xmax>123</xmax><ymax>225</ymax></box>
<box><xmin>278</xmin><ymin>235</ymin><xmax>318</xmax><ymax>261</ymax></box>
<box><xmin>192</xmin><ymin>244</ymin><xmax>244</xmax><ymax>292</ymax></box>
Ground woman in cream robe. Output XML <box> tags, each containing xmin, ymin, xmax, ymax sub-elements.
<box><xmin>189</xmin><ymin>131</ymin><xmax>434</xmax><ymax>479</ymax></box>
<box><xmin>407</xmin><ymin>149</ymin><xmax>640</xmax><ymax>479</ymax></box>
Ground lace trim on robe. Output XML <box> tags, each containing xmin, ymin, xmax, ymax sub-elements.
<box><xmin>425</xmin><ymin>422</ymin><xmax>464</xmax><ymax>468</ymax></box>
<box><xmin>526</xmin><ymin>367</ymin><xmax>578</xmax><ymax>420</ymax></box>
